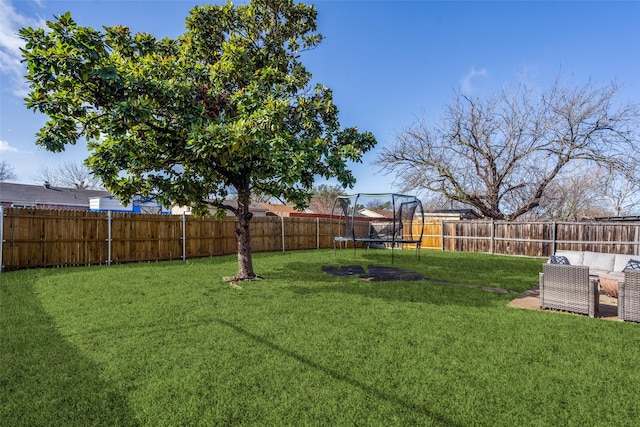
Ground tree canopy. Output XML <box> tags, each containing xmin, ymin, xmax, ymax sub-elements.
<box><xmin>20</xmin><ymin>0</ymin><xmax>376</xmax><ymax>279</ymax></box>
<box><xmin>377</xmin><ymin>79</ymin><xmax>639</xmax><ymax>220</ymax></box>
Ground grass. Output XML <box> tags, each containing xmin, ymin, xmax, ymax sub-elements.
<box><xmin>2</xmin><ymin>249</ymin><xmax>640</xmax><ymax>426</ymax></box>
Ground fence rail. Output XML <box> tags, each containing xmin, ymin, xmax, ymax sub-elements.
<box><xmin>2</xmin><ymin>207</ymin><xmax>640</xmax><ymax>271</ymax></box>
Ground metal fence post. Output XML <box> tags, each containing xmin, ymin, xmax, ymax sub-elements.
<box><xmin>107</xmin><ymin>210</ymin><xmax>112</xmax><ymax>266</ymax></box>
<box><xmin>0</xmin><ymin>206</ymin><xmax>4</xmax><ymax>273</ymax></box>
<box><xmin>281</xmin><ymin>215</ymin><xmax>285</xmax><ymax>252</ymax></box>
<box><xmin>490</xmin><ymin>218</ymin><xmax>495</xmax><ymax>254</ymax></box>
<box><xmin>182</xmin><ymin>213</ymin><xmax>186</xmax><ymax>261</ymax></box>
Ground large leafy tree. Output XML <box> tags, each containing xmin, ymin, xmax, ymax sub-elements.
<box><xmin>377</xmin><ymin>80</ymin><xmax>638</xmax><ymax>220</ymax></box>
<box><xmin>20</xmin><ymin>0</ymin><xmax>376</xmax><ymax>280</ymax></box>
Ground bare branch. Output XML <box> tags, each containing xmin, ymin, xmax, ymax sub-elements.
<box><xmin>376</xmin><ymin>78</ymin><xmax>640</xmax><ymax>220</ymax></box>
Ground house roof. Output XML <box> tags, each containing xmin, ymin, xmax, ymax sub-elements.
<box><xmin>594</xmin><ymin>215</ymin><xmax>640</xmax><ymax>222</ymax></box>
<box><xmin>424</xmin><ymin>209</ymin><xmax>482</xmax><ymax>220</ymax></box>
<box><xmin>259</xmin><ymin>202</ymin><xmax>306</xmax><ymax>216</ymax></box>
<box><xmin>0</xmin><ymin>182</ymin><xmax>111</xmax><ymax>207</ymax></box>
<box><xmin>357</xmin><ymin>208</ymin><xmax>394</xmax><ymax>219</ymax></box>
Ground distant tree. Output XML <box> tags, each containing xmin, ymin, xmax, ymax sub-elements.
<box><xmin>308</xmin><ymin>184</ymin><xmax>345</xmax><ymax>214</ymax></box>
<box><xmin>0</xmin><ymin>161</ymin><xmax>17</xmax><ymax>182</ymax></box>
<box><xmin>532</xmin><ymin>168</ymin><xmax>611</xmax><ymax>220</ymax></box>
<box><xmin>20</xmin><ymin>1</ymin><xmax>376</xmax><ymax>281</ymax></box>
<box><xmin>420</xmin><ymin>192</ymin><xmax>471</xmax><ymax>213</ymax></box>
<box><xmin>33</xmin><ymin>161</ymin><xmax>102</xmax><ymax>189</ymax></box>
<box><xmin>365</xmin><ymin>199</ymin><xmax>391</xmax><ymax>210</ymax></box>
<box><xmin>596</xmin><ymin>165</ymin><xmax>640</xmax><ymax>216</ymax></box>
<box><xmin>376</xmin><ymin>79</ymin><xmax>639</xmax><ymax>221</ymax></box>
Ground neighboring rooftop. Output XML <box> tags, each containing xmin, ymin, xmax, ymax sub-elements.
<box><xmin>259</xmin><ymin>202</ymin><xmax>308</xmax><ymax>217</ymax></box>
<box><xmin>0</xmin><ymin>182</ymin><xmax>111</xmax><ymax>210</ymax></box>
<box><xmin>357</xmin><ymin>208</ymin><xmax>394</xmax><ymax>219</ymax></box>
<box><xmin>424</xmin><ymin>209</ymin><xmax>482</xmax><ymax>220</ymax></box>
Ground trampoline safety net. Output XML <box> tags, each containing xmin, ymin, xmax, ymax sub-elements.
<box><xmin>330</xmin><ymin>193</ymin><xmax>424</xmax><ymax>260</ymax></box>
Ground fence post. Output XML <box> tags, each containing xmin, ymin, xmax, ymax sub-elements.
<box><xmin>281</xmin><ymin>215</ymin><xmax>285</xmax><ymax>252</ymax></box>
<box><xmin>316</xmin><ymin>217</ymin><xmax>320</xmax><ymax>249</ymax></box>
<box><xmin>0</xmin><ymin>206</ymin><xmax>4</xmax><ymax>273</ymax></box>
<box><xmin>107</xmin><ymin>210</ymin><xmax>112</xmax><ymax>266</ymax></box>
<box><xmin>490</xmin><ymin>218</ymin><xmax>495</xmax><ymax>254</ymax></box>
<box><xmin>552</xmin><ymin>221</ymin><xmax>557</xmax><ymax>255</ymax></box>
<box><xmin>441</xmin><ymin>219</ymin><xmax>445</xmax><ymax>251</ymax></box>
<box><xmin>181</xmin><ymin>213</ymin><xmax>187</xmax><ymax>261</ymax></box>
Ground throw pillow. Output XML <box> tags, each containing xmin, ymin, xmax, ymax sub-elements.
<box><xmin>550</xmin><ymin>255</ymin><xmax>570</xmax><ymax>265</ymax></box>
<box><xmin>623</xmin><ymin>259</ymin><xmax>640</xmax><ymax>271</ymax></box>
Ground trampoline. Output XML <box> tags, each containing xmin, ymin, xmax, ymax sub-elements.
<box><xmin>330</xmin><ymin>193</ymin><xmax>424</xmax><ymax>262</ymax></box>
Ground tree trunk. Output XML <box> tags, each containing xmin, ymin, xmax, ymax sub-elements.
<box><xmin>235</xmin><ymin>187</ymin><xmax>256</xmax><ymax>280</ymax></box>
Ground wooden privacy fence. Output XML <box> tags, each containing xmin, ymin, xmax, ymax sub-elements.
<box><xmin>0</xmin><ymin>208</ymin><xmax>338</xmax><ymax>271</ymax></box>
<box><xmin>425</xmin><ymin>219</ymin><xmax>640</xmax><ymax>257</ymax></box>
<box><xmin>3</xmin><ymin>207</ymin><xmax>640</xmax><ymax>271</ymax></box>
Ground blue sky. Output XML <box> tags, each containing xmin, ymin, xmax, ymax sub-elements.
<box><xmin>1</xmin><ymin>0</ymin><xmax>640</xmax><ymax>195</ymax></box>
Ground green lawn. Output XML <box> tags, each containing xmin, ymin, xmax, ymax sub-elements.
<box><xmin>2</xmin><ymin>249</ymin><xmax>639</xmax><ymax>426</ymax></box>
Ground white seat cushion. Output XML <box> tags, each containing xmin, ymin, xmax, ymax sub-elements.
<box><xmin>555</xmin><ymin>250</ymin><xmax>585</xmax><ymax>266</ymax></box>
<box><xmin>614</xmin><ymin>254</ymin><xmax>639</xmax><ymax>273</ymax></box>
<box><xmin>583</xmin><ymin>251</ymin><xmax>616</xmax><ymax>272</ymax></box>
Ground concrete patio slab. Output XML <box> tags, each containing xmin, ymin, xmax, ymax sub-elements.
<box><xmin>509</xmin><ymin>285</ymin><xmax>619</xmax><ymax>320</ymax></box>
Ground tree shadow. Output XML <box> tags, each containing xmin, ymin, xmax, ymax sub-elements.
<box><xmin>1</xmin><ymin>271</ymin><xmax>139</xmax><ymax>426</ymax></box>
<box><xmin>216</xmin><ymin>318</ymin><xmax>461</xmax><ymax>426</ymax></box>
<box><xmin>284</xmin><ymin>263</ymin><xmax>506</xmax><ymax>308</ymax></box>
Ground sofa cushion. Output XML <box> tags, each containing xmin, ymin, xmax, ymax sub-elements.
<box><xmin>550</xmin><ymin>255</ymin><xmax>570</xmax><ymax>265</ymax></box>
<box><xmin>555</xmin><ymin>250</ymin><xmax>584</xmax><ymax>266</ymax></box>
<box><xmin>623</xmin><ymin>259</ymin><xmax>640</xmax><ymax>271</ymax></box>
<box><xmin>583</xmin><ymin>251</ymin><xmax>616</xmax><ymax>272</ymax></box>
<box><xmin>614</xmin><ymin>254</ymin><xmax>637</xmax><ymax>272</ymax></box>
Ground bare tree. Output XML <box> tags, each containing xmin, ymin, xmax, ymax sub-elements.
<box><xmin>33</xmin><ymin>161</ymin><xmax>102</xmax><ymax>189</ymax></box>
<box><xmin>532</xmin><ymin>167</ymin><xmax>611</xmax><ymax>220</ymax></box>
<box><xmin>308</xmin><ymin>184</ymin><xmax>346</xmax><ymax>214</ymax></box>
<box><xmin>421</xmin><ymin>192</ymin><xmax>471</xmax><ymax>213</ymax></box>
<box><xmin>376</xmin><ymin>78</ymin><xmax>639</xmax><ymax>220</ymax></box>
<box><xmin>33</xmin><ymin>165</ymin><xmax>59</xmax><ymax>186</ymax></box>
<box><xmin>595</xmin><ymin>165</ymin><xmax>640</xmax><ymax>216</ymax></box>
<box><xmin>0</xmin><ymin>161</ymin><xmax>17</xmax><ymax>182</ymax></box>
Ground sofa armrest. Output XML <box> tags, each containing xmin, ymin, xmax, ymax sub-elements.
<box><xmin>619</xmin><ymin>271</ymin><xmax>640</xmax><ymax>322</ymax></box>
<box><xmin>540</xmin><ymin>264</ymin><xmax>598</xmax><ymax>318</ymax></box>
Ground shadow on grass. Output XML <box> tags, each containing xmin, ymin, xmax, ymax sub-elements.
<box><xmin>0</xmin><ymin>272</ymin><xmax>139</xmax><ymax>426</ymax></box>
<box><xmin>216</xmin><ymin>319</ymin><xmax>461</xmax><ymax>427</ymax></box>
<box><xmin>289</xmin><ymin>280</ymin><xmax>505</xmax><ymax>308</ymax></box>
<box><xmin>282</xmin><ymin>263</ymin><xmax>504</xmax><ymax>308</ymax></box>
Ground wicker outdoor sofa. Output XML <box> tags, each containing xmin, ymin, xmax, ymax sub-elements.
<box><xmin>539</xmin><ymin>250</ymin><xmax>640</xmax><ymax>320</ymax></box>
<box><xmin>539</xmin><ymin>264</ymin><xmax>599</xmax><ymax>318</ymax></box>
<box><xmin>620</xmin><ymin>270</ymin><xmax>640</xmax><ymax>322</ymax></box>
